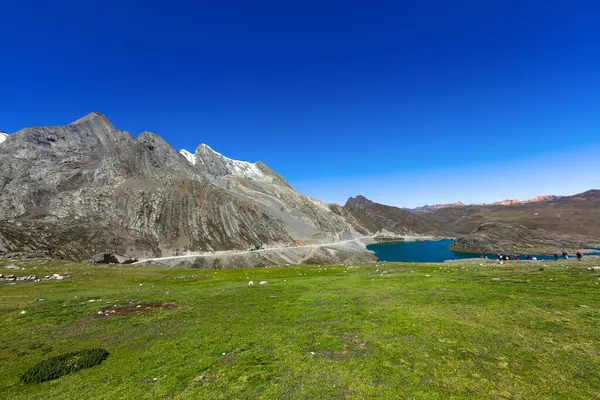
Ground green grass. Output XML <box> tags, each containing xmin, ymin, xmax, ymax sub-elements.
<box><xmin>1</xmin><ymin>259</ymin><xmax>600</xmax><ymax>399</ymax></box>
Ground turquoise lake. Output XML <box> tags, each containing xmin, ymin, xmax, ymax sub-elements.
<box><xmin>366</xmin><ymin>240</ymin><xmax>600</xmax><ymax>263</ymax></box>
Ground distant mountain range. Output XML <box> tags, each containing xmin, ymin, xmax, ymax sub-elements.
<box><xmin>411</xmin><ymin>195</ymin><xmax>563</xmax><ymax>211</ymax></box>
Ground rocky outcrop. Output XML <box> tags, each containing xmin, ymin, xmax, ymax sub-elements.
<box><xmin>0</xmin><ymin>113</ymin><xmax>366</xmax><ymax>261</ymax></box>
<box><xmin>450</xmin><ymin>222</ymin><xmax>600</xmax><ymax>255</ymax></box>
<box><xmin>344</xmin><ymin>195</ymin><xmax>443</xmax><ymax>236</ymax></box>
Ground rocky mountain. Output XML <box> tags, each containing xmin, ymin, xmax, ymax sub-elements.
<box><xmin>0</xmin><ymin>113</ymin><xmax>367</xmax><ymax>260</ymax></box>
<box><xmin>0</xmin><ymin>131</ymin><xmax>8</xmax><ymax>144</ymax></box>
<box><xmin>344</xmin><ymin>195</ymin><xmax>443</xmax><ymax>236</ymax></box>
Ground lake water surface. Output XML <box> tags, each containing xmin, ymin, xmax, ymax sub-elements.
<box><xmin>366</xmin><ymin>240</ymin><xmax>599</xmax><ymax>263</ymax></box>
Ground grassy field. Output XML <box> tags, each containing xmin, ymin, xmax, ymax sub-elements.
<box><xmin>1</xmin><ymin>259</ymin><xmax>600</xmax><ymax>399</ymax></box>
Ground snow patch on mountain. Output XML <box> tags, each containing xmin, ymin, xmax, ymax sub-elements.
<box><xmin>179</xmin><ymin>149</ymin><xmax>196</xmax><ymax>165</ymax></box>
<box><xmin>0</xmin><ymin>131</ymin><xmax>9</xmax><ymax>144</ymax></box>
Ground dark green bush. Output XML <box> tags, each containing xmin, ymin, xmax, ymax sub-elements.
<box><xmin>20</xmin><ymin>348</ymin><xmax>109</xmax><ymax>383</ymax></box>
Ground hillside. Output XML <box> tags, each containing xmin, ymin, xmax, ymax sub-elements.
<box><xmin>344</xmin><ymin>195</ymin><xmax>443</xmax><ymax>236</ymax></box>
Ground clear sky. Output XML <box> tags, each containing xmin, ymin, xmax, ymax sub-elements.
<box><xmin>1</xmin><ymin>1</ymin><xmax>599</xmax><ymax>207</ymax></box>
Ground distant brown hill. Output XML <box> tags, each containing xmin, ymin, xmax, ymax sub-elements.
<box><xmin>414</xmin><ymin>190</ymin><xmax>600</xmax><ymax>238</ymax></box>
<box><xmin>450</xmin><ymin>222</ymin><xmax>600</xmax><ymax>255</ymax></box>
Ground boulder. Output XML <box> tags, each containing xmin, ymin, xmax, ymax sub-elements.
<box><xmin>88</xmin><ymin>253</ymin><xmax>137</xmax><ymax>264</ymax></box>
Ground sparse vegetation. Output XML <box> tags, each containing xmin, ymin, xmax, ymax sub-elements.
<box><xmin>2</xmin><ymin>259</ymin><xmax>600</xmax><ymax>398</ymax></box>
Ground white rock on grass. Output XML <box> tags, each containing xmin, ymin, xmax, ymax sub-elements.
<box><xmin>248</xmin><ymin>281</ymin><xmax>254</xmax><ymax>286</ymax></box>
<box><xmin>259</xmin><ymin>281</ymin><xmax>267</xmax><ymax>285</ymax></box>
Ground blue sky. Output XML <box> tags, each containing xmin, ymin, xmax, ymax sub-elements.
<box><xmin>1</xmin><ymin>1</ymin><xmax>599</xmax><ymax>207</ymax></box>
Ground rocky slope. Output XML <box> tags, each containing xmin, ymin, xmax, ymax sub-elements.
<box><xmin>344</xmin><ymin>195</ymin><xmax>444</xmax><ymax>236</ymax></box>
<box><xmin>450</xmin><ymin>222</ymin><xmax>600</xmax><ymax>255</ymax></box>
<box><xmin>0</xmin><ymin>113</ymin><xmax>368</xmax><ymax>261</ymax></box>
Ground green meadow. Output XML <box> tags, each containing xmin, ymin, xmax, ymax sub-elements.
<box><xmin>1</xmin><ymin>259</ymin><xmax>600</xmax><ymax>399</ymax></box>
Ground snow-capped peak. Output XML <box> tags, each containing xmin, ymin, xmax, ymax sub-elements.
<box><xmin>179</xmin><ymin>149</ymin><xmax>196</xmax><ymax>165</ymax></box>
<box><xmin>195</xmin><ymin>143</ymin><xmax>273</xmax><ymax>182</ymax></box>
<box><xmin>0</xmin><ymin>131</ymin><xmax>9</xmax><ymax>145</ymax></box>
<box><xmin>179</xmin><ymin>143</ymin><xmax>280</xmax><ymax>184</ymax></box>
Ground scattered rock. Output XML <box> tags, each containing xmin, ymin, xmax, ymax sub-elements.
<box><xmin>248</xmin><ymin>281</ymin><xmax>254</xmax><ymax>286</ymax></box>
<box><xmin>20</xmin><ymin>310</ymin><xmax>27</xmax><ymax>314</ymax></box>
<box><xmin>259</xmin><ymin>281</ymin><xmax>267</xmax><ymax>285</ymax></box>
<box><xmin>95</xmin><ymin>302</ymin><xmax>178</xmax><ymax>316</ymax></box>
<box><xmin>491</xmin><ymin>278</ymin><xmax>502</xmax><ymax>281</ymax></box>
<box><xmin>588</xmin><ymin>266</ymin><xmax>600</xmax><ymax>271</ymax></box>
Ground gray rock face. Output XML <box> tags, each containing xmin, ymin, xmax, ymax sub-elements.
<box><xmin>0</xmin><ymin>113</ymin><xmax>365</xmax><ymax>260</ymax></box>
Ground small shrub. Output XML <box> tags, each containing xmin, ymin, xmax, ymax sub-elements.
<box><xmin>20</xmin><ymin>348</ymin><xmax>109</xmax><ymax>383</ymax></box>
